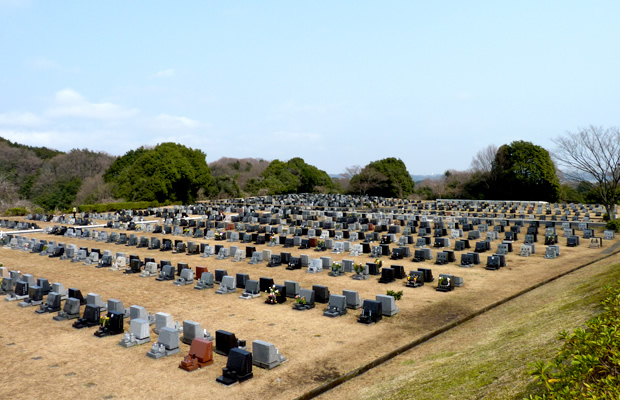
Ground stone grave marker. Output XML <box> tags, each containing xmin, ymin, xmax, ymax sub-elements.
<box><xmin>358</xmin><ymin>300</ymin><xmax>382</xmax><ymax>324</ymax></box>
<box><xmin>147</xmin><ymin>327</ymin><xmax>181</xmax><ymax>359</ymax></box>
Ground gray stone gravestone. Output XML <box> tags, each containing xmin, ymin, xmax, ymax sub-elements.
<box><xmin>323</xmin><ymin>294</ymin><xmax>347</xmax><ymax>317</ymax></box>
<box><xmin>147</xmin><ymin>327</ymin><xmax>181</xmax><ymax>359</ymax></box>
<box><xmin>342</xmin><ymin>289</ymin><xmax>363</xmax><ymax>309</ymax></box>
<box><xmin>119</xmin><ymin>318</ymin><xmax>151</xmax><ymax>347</ymax></box>
<box><xmin>376</xmin><ymin>294</ymin><xmax>399</xmax><ymax>316</ymax></box>
<box><xmin>216</xmin><ymin>276</ymin><xmax>237</xmax><ymax>294</ymax></box>
<box><xmin>252</xmin><ymin>340</ymin><xmax>286</xmax><ymax>370</ymax></box>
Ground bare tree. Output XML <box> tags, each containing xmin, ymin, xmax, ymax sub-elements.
<box><xmin>470</xmin><ymin>144</ymin><xmax>498</xmax><ymax>173</ymax></box>
<box><xmin>553</xmin><ymin>126</ymin><xmax>620</xmax><ymax>220</ymax></box>
<box><xmin>341</xmin><ymin>165</ymin><xmax>362</xmax><ymax>180</ymax></box>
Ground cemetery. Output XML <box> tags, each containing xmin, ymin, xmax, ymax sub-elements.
<box><xmin>0</xmin><ymin>195</ymin><xmax>618</xmax><ymax>399</ymax></box>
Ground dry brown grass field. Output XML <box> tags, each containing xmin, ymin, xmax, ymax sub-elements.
<box><xmin>0</xmin><ymin>216</ymin><xmax>615</xmax><ymax>400</ymax></box>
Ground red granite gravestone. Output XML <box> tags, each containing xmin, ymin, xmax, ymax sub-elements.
<box><xmin>195</xmin><ymin>266</ymin><xmax>208</xmax><ymax>280</ymax></box>
<box><xmin>179</xmin><ymin>338</ymin><xmax>213</xmax><ymax>371</ymax></box>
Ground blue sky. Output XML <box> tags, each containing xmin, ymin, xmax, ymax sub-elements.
<box><xmin>1</xmin><ymin>1</ymin><xmax>619</xmax><ymax>175</ymax></box>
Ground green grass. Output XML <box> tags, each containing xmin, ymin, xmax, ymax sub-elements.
<box><xmin>362</xmin><ymin>260</ymin><xmax>620</xmax><ymax>400</ymax></box>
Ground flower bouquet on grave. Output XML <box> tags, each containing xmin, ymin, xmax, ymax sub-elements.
<box><xmin>100</xmin><ymin>315</ymin><xmax>110</xmax><ymax>327</ymax></box>
<box><xmin>214</xmin><ymin>231</ymin><xmax>222</xmax><ymax>240</ymax></box>
<box><xmin>375</xmin><ymin>258</ymin><xmax>383</xmax><ymax>269</ymax></box>
<box><xmin>265</xmin><ymin>285</ymin><xmax>279</xmax><ymax>305</ymax></box>
<box><xmin>353</xmin><ymin>262</ymin><xmax>365</xmax><ymax>275</ymax></box>
<box><xmin>295</xmin><ymin>295</ymin><xmax>306</xmax><ymax>305</ymax></box>
<box><xmin>330</xmin><ymin>262</ymin><xmax>343</xmax><ymax>276</ymax></box>
<box><xmin>269</xmin><ymin>237</ymin><xmax>278</xmax><ymax>247</ymax></box>
<box><xmin>315</xmin><ymin>240</ymin><xmax>325</xmax><ymax>251</ymax></box>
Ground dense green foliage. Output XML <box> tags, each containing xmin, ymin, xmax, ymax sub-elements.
<box><xmin>606</xmin><ymin>219</ymin><xmax>620</xmax><ymax>232</ymax></box>
<box><xmin>490</xmin><ymin>141</ymin><xmax>560</xmax><ymax>202</ymax></box>
<box><xmin>528</xmin><ymin>283</ymin><xmax>620</xmax><ymax>399</ymax></box>
<box><xmin>350</xmin><ymin>157</ymin><xmax>414</xmax><ymax>198</ymax></box>
<box><xmin>104</xmin><ymin>143</ymin><xmax>214</xmax><ymax>204</ymax></box>
<box><xmin>34</xmin><ymin>177</ymin><xmax>82</xmax><ymax>211</ymax></box>
<box><xmin>245</xmin><ymin>157</ymin><xmax>337</xmax><ymax>195</ymax></box>
<box><xmin>212</xmin><ymin>175</ymin><xmax>242</xmax><ymax>199</ymax></box>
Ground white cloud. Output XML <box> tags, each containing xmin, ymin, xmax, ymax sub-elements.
<box><xmin>152</xmin><ymin>68</ymin><xmax>175</xmax><ymax>78</ymax></box>
<box><xmin>45</xmin><ymin>88</ymin><xmax>139</xmax><ymax>119</ymax></box>
<box><xmin>155</xmin><ymin>113</ymin><xmax>202</xmax><ymax>128</ymax></box>
<box><xmin>0</xmin><ymin>112</ymin><xmax>47</xmax><ymax>127</ymax></box>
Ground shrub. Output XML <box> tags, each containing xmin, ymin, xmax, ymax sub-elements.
<box><xmin>527</xmin><ymin>283</ymin><xmax>620</xmax><ymax>399</ymax></box>
<box><xmin>386</xmin><ymin>290</ymin><xmax>403</xmax><ymax>301</ymax></box>
<box><xmin>5</xmin><ymin>207</ymin><xmax>28</xmax><ymax>216</ymax></box>
<box><xmin>606</xmin><ymin>219</ymin><xmax>620</xmax><ymax>232</ymax></box>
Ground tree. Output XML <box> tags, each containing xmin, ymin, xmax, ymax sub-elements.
<box><xmin>104</xmin><ymin>143</ymin><xmax>214</xmax><ymax>204</ymax></box>
<box><xmin>246</xmin><ymin>158</ymin><xmax>337</xmax><ymax>195</ymax></box>
<box><xmin>491</xmin><ymin>141</ymin><xmax>560</xmax><ymax>202</ymax></box>
<box><xmin>553</xmin><ymin>126</ymin><xmax>620</xmax><ymax>220</ymax></box>
<box><xmin>470</xmin><ymin>144</ymin><xmax>498</xmax><ymax>173</ymax></box>
<box><xmin>350</xmin><ymin>158</ymin><xmax>415</xmax><ymax>198</ymax></box>
<box><xmin>349</xmin><ymin>166</ymin><xmax>388</xmax><ymax>195</ymax></box>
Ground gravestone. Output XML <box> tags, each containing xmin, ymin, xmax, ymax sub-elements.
<box><xmin>284</xmin><ymin>281</ymin><xmax>299</xmax><ymax>298</ymax></box>
<box><xmin>215</xmin><ymin>348</ymin><xmax>253</xmax><ymax>385</ymax></box>
<box><xmin>252</xmin><ymin>340</ymin><xmax>286</xmax><ymax>370</ymax></box>
<box><xmin>53</xmin><ymin>297</ymin><xmax>80</xmax><ymax>321</ymax></box>
<box><xmin>174</xmin><ymin>268</ymin><xmax>194</xmax><ymax>286</ymax></box>
<box><xmin>214</xmin><ymin>269</ymin><xmax>228</xmax><ymax>284</ymax></box>
<box><xmin>376</xmin><ymin>294</ymin><xmax>399</xmax><ymax>316</ymax></box>
<box><xmin>194</xmin><ymin>272</ymin><xmax>214</xmax><ymax>290</ymax></box>
<box><xmin>292</xmin><ymin>288</ymin><xmax>315</xmax><ymax>310</ymax></box>
<box><xmin>147</xmin><ymin>327</ymin><xmax>181</xmax><ymax>359</ymax></box>
<box><xmin>436</xmin><ymin>274</ymin><xmax>455</xmax><ymax>292</ymax></box>
<box><xmin>239</xmin><ymin>280</ymin><xmax>261</xmax><ymax>299</ymax></box>
<box><xmin>72</xmin><ymin>304</ymin><xmax>100</xmax><ymax>329</ymax></box>
<box><xmin>312</xmin><ymin>285</ymin><xmax>330</xmax><ymax>303</ymax></box>
<box><xmin>140</xmin><ymin>262</ymin><xmax>158</xmax><ymax>278</ymax></box>
<box><xmin>342</xmin><ymin>289</ymin><xmax>363</xmax><ymax>309</ymax></box>
<box><xmin>182</xmin><ymin>320</ymin><xmax>213</xmax><ymax>345</ymax></box>
<box><xmin>179</xmin><ymin>337</ymin><xmax>214</xmax><ymax>371</ymax></box>
<box><xmin>119</xmin><ymin>318</ymin><xmax>151</xmax><ymax>348</ymax></box>
<box><xmin>216</xmin><ymin>275</ymin><xmax>237</xmax><ymax>294</ymax></box>
<box><xmin>358</xmin><ymin>300</ymin><xmax>382</xmax><ymax>324</ymax></box>
<box><xmin>323</xmin><ymin>294</ymin><xmax>347</xmax><ymax>317</ymax></box>
<box><xmin>215</xmin><ymin>330</ymin><xmax>245</xmax><ymax>356</ymax></box>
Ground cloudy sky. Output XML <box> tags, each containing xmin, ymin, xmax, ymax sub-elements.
<box><xmin>1</xmin><ymin>1</ymin><xmax>619</xmax><ymax>175</ymax></box>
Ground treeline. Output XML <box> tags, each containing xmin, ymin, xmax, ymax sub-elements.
<box><xmin>0</xmin><ymin>136</ymin><xmax>612</xmax><ymax>213</ymax></box>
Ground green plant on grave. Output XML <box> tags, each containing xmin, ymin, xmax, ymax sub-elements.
<box><xmin>386</xmin><ymin>290</ymin><xmax>403</xmax><ymax>301</ymax></box>
<box><xmin>331</xmin><ymin>262</ymin><xmax>341</xmax><ymax>272</ymax></box>
<box><xmin>354</xmin><ymin>262</ymin><xmax>365</xmax><ymax>274</ymax></box>
<box><xmin>606</xmin><ymin>219</ymin><xmax>620</xmax><ymax>233</ymax></box>
<box><xmin>527</xmin><ymin>283</ymin><xmax>620</xmax><ymax>399</ymax></box>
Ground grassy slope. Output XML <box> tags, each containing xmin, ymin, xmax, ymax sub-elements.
<box><xmin>320</xmin><ymin>254</ymin><xmax>620</xmax><ymax>400</ymax></box>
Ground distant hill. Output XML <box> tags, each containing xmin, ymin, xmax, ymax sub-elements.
<box><xmin>411</xmin><ymin>174</ymin><xmax>443</xmax><ymax>182</ymax></box>
<box><xmin>0</xmin><ymin>136</ymin><xmax>63</xmax><ymax>160</ymax></box>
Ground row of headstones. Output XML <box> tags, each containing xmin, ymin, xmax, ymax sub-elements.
<box><xmin>0</xmin><ymin>236</ymin><xmax>410</xmax><ymax>314</ymax></box>
<box><xmin>0</xmin><ymin>268</ymin><xmax>285</xmax><ymax>385</ymax></box>
<box><xmin>0</xmin><ymin>219</ymin><xmax>40</xmax><ymax>231</ymax></box>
